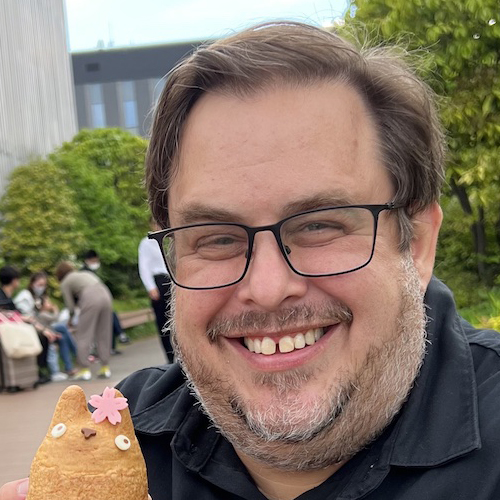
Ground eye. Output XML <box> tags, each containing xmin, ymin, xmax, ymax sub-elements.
<box><xmin>51</xmin><ymin>423</ymin><xmax>67</xmax><ymax>438</ymax></box>
<box><xmin>115</xmin><ymin>434</ymin><xmax>131</xmax><ymax>451</ymax></box>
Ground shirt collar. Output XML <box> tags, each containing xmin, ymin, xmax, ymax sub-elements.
<box><xmin>388</xmin><ymin>276</ymin><xmax>480</xmax><ymax>466</ymax></box>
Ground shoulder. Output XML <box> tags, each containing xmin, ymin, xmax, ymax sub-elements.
<box><xmin>138</xmin><ymin>237</ymin><xmax>150</xmax><ymax>251</ymax></box>
<box><xmin>60</xmin><ymin>272</ymin><xmax>74</xmax><ymax>285</ymax></box>
<box><xmin>461</xmin><ymin>322</ymin><xmax>500</xmax><ymax>451</ymax></box>
<box><xmin>14</xmin><ymin>289</ymin><xmax>31</xmax><ymax>301</ymax></box>
<box><xmin>13</xmin><ymin>290</ymin><xmax>33</xmax><ymax>311</ymax></box>
<box><xmin>117</xmin><ymin>364</ymin><xmax>189</xmax><ymax>427</ymax></box>
<box><xmin>462</xmin><ymin>319</ymin><xmax>500</xmax><ymax>376</ymax></box>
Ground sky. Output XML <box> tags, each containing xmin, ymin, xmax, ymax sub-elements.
<box><xmin>64</xmin><ymin>0</ymin><xmax>349</xmax><ymax>52</ymax></box>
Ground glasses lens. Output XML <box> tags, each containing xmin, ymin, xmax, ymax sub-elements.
<box><xmin>162</xmin><ymin>224</ymin><xmax>249</xmax><ymax>288</ymax></box>
<box><xmin>281</xmin><ymin>207</ymin><xmax>376</xmax><ymax>276</ymax></box>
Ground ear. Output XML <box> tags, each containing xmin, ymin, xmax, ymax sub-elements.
<box><xmin>49</xmin><ymin>385</ymin><xmax>90</xmax><ymax>427</ymax></box>
<box><xmin>410</xmin><ymin>202</ymin><xmax>443</xmax><ymax>291</ymax></box>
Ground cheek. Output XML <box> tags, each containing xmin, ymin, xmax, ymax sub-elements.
<box><xmin>316</xmin><ymin>255</ymin><xmax>403</xmax><ymax>339</ymax></box>
<box><xmin>175</xmin><ymin>288</ymin><xmax>234</xmax><ymax>339</ymax></box>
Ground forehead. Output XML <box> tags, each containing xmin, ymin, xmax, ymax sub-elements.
<box><xmin>169</xmin><ymin>82</ymin><xmax>392</xmax><ymax>224</ymax></box>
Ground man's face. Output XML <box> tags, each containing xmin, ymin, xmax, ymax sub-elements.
<box><xmin>168</xmin><ymin>83</ymin><xmax>428</xmax><ymax>469</ymax></box>
<box><xmin>85</xmin><ymin>258</ymin><xmax>100</xmax><ymax>270</ymax></box>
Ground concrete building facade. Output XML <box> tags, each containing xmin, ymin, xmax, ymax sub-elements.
<box><xmin>71</xmin><ymin>42</ymin><xmax>198</xmax><ymax>137</ymax></box>
<box><xmin>0</xmin><ymin>0</ymin><xmax>77</xmax><ymax>194</ymax></box>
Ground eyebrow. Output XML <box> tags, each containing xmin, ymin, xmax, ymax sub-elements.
<box><xmin>176</xmin><ymin>190</ymin><xmax>358</xmax><ymax>226</ymax></box>
<box><xmin>281</xmin><ymin>192</ymin><xmax>357</xmax><ymax>218</ymax></box>
<box><xmin>176</xmin><ymin>204</ymin><xmax>245</xmax><ymax>226</ymax></box>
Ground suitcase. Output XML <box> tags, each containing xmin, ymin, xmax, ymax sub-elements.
<box><xmin>0</xmin><ymin>338</ymin><xmax>39</xmax><ymax>392</ymax></box>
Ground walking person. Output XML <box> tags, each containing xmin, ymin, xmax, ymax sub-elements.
<box><xmin>55</xmin><ymin>261</ymin><xmax>113</xmax><ymax>381</ymax></box>
<box><xmin>138</xmin><ymin>220</ymin><xmax>173</xmax><ymax>363</ymax></box>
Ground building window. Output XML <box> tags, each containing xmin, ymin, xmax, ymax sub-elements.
<box><xmin>123</xmin><ymin>99</ymin><xmax>138</xmax><ymax>128</ymax></box>
<box><xmin>91</xmin><ymin>103</ymin><xmax>106</xmax><ymax>128</ymax></box>
<box><xmin>88</xmin><ymin>84</ymin><xmax>106</xmax><ymax>128</ymax></box>
<box><xmin>151</xmin><ymin>77</ymin><xmax>166</xmax><ymax>106</ymax></box>
<box><xmin>120</xmin><ymin>81</ymin><xmax>138</xmax><ymax>133</ymax></box>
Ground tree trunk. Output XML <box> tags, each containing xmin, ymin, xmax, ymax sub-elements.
<box><xmin>449</xmin><ymin>178</ymin><xmax>488</xmax><ymax>283</ymax></box>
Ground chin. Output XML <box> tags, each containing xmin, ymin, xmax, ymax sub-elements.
<box><xmin>175</xmin><ymin>254</ymin><xmax>428</xmax><ymax>471</ymax></box>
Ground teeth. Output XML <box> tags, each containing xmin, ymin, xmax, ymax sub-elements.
<box><xmin>294</xmin><ymin>333</ymin><xmax>306</xmax><ymax>349</ymax></box>
<box><xmin>278</xmin><ymin>336</ymin><xmax>294</xmax><ymax>353</ymax></box>
<box><xmin>254</xmin><ymin>338</ymin><xmax>262</xmax><ymax>354</ymax></box>
<box><xmin>305</xmin><ymin>330</ymin><xmax>316</xmax><ymax>345</ymax></box>
<box><xmin>243</xmin><ymin>328</ymin><xmax>324</xmax><ymax>355</ymax></box>
<box><xmin>261</xmin><ymin>337</ymin><xmax>276</xmax><ymax>355</ymax></box>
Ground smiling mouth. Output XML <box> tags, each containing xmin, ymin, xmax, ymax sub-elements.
<box><xmin>241</xmin><ymin>327</ymin><xmax>330</xmax><ymax>355</ymax></box>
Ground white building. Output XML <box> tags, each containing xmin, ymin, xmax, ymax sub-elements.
<box><xmin>0</xmin><ymin>0</ymin><xmax>77</xmax><ymax>194</ymax></box>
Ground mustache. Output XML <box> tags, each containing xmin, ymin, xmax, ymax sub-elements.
<box><xmin>206</xmin><ymin>302</ymin><xmax>353</xmax><ymax>342</ymax></box>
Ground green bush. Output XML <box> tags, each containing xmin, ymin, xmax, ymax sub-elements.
<box><xmin>0</xmin><ymin>159</ymin><xmax>84</xmax><ymax>274</ymax></box>
<box><xmin>0</xmin><ymin>129</ymin><xmax>151</xmax><ymax>299</ymax></box>
<box><xmin>50</xmin><ymin>128</ymin><xmax>150</xmax><ymax>274</ymax></box>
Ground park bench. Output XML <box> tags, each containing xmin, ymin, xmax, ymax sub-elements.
<box><xmin>117</xmin><ymin>308</ymin><xmax>155</xmax><ymax>330</ymax></box>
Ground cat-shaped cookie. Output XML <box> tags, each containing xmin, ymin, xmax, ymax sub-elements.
<box><xmin>27</xmin><ymin>385</ymin><xmax>148</xmax><ymax>500</ymax></box>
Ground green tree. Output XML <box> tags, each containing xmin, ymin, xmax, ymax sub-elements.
<box><xmin>0</xmin><ymin>159</ymin><xmax>84</xmax><ymax>273</ymax></box>
<box><xmin>345</xmin><ymin>0</ymin><xmax>500</xmax><ymax>285</ymax></box>
<box><xmin>50</xmin><ymin>128</ymin><xmax>150</xmax><ymax>295</ymax></box>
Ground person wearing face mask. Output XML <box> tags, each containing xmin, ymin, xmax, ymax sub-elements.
<box><xmin>14</xmin><ymin>272</ymin><xmax>77</xmax><ymax>379</ymax></box>
<box><xmin>81</xmin><ymin>249</ymin><xmax>101</xmax><ymax>272</ymax></box>
<box><xmin>81</xmin><ymin>250</ymin><xmax>130</xmax><ymax>353</ymax></box>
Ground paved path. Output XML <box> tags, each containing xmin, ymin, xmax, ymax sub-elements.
<box><xmin>0</xmin><ymin>335</ymin><xmax>166</xmax><ymax>485</ymax></box>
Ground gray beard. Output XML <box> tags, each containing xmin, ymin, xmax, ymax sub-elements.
<box><xmin>169</xmin><ymin>254</ymin><xmax>427</xmax><ymax>471</ymax></box>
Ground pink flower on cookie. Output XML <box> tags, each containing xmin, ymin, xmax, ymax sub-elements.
<box><xmin>89</xmin><ymin>386</ymin><xmax>128</xmax><ymax>425</ymax></box>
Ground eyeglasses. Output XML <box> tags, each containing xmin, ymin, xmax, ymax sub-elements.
<box><xmin>148</xmin><ymin>202</ymin><xmax>402</xmax><ymax>290</ymax></box>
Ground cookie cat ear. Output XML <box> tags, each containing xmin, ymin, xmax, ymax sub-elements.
<box><xmin>113</xmin><ymin>388</ymin><xmax>135</xmax><ymax>435</ymax></box>
<box><xmin>49</xmin><ymin>385</ymin><xmax>90</xmax><ymax>427</ymax></box>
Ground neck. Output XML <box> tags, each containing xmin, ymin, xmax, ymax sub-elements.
<box><xmin>1</xmin><ymin>285</ymin><xmax>13</xmax><ymax>298</ymax></box>
<box><xmin>236</xmin><ymin>449</ymin><xmax>344</xmax><ymax>500</ymax></box>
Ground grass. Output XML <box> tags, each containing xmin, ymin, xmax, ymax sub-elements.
<box><xmin>458</xmin><ymin>288</ymin><xmax>500</xmax><ymax>331</ymax></box>
<box><xmin>124</xmin><ymin>320</ymin><xmax>158</xmax><ymax>341</ymax></box>
<box><xmin>113</xmin><ymin>296</ymin><xmax>151</xmax><ymax>312</ymax></box>
<box><xmin>113</xmin><ymin>295</ymin><xmax>158</xmax><ymax>340</ymax></box>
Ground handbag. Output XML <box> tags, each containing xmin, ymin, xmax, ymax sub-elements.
<box><xmin>0</xmin><ymin>311</ymin><xmax>43</xmax><ymax>359</ymax></box>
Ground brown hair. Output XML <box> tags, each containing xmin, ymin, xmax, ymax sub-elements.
<box><xmin>146</xmin><ymin>21</ymin><xmax>446</xmax><ymax>250</ymax></box>
<box><xmin>29</xmin><ymin>271</ymin><xmax>47</xmax><ymax>286</ymax></box>
<box><xmin>55</xmin><ymin>261</ymin><xmax>75</xmax><ymax>282</ymax></box>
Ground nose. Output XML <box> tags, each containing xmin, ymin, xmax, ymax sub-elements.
<box><xmin>81</xmin><ymin>428</ymin><xmax>97</xmax><ymax>439</ymax></box>
<box><xmin>234</xmin><ymin>231</ymin><xmax>307</xmax><ymax>311</ymax></box>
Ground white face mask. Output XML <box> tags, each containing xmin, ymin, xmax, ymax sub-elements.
<box><xmin>32</xmin><ymin>285</ymin><xmax>46</xmax><ymax>297</ymax></box>
<box><xmin>87</xmin><ymin>262</ymin><xmax>101</xmax><ymax>271</ymax></box>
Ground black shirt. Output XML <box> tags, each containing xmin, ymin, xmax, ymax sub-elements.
<box><xmin>0</xmin><ymin>288</ymin><xmax>17</xmax><ymax>311</ymax></box>
<box><xmin>117</xmin><ymin>277</ymin><xmax>500</xmax><ymax>499</ymax></box>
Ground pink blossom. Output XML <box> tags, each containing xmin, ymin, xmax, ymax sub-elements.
<box><xmin>89</xmin><ymin>387</ymin><xmax>128</xmax><ymax>425</ymax></box>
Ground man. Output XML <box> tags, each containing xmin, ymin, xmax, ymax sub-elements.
<box><xmin>2</xmin><ymin>21</ymin><xmax>500</xmax><ymax>500</ymax></box>
<box><xmin>0</xmin><ymin>266</ymin><xmax>58</xmax><ymax>386</ymax></box>
<box><xmin>138</xmin><ymin>220</ymin><xmax>174</xmax><ymax>363</ymax></box>
<box><xmin>0</xmin><ymin>266</ymin><xmax>20</xmax><ymax>311</ymax></box>
<box><xmin>80</xmin><ymin>249</ymin><xmax>101</xmax><ymax>273</ymax></box>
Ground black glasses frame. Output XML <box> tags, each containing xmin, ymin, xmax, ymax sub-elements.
<box><xmin>148</xmin><ymin>202</ymin><xmax>403</xmax><ymax>290</ymax></box>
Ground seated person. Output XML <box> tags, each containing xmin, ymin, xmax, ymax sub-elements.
<box><xmin>0</xmin><ymin>266</ymin><xmax>57</xmax><ymax>385</ymax></box>
<box><xmin>14</xmin><ymin>271</ymin><xmax>77</xmax><ymax>379</ymax></box>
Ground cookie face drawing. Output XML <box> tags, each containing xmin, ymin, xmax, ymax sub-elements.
<box><xmin>27</xmin><ymin>385</ymin><xmax>149</xmax><ymax>500</ymax></box>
